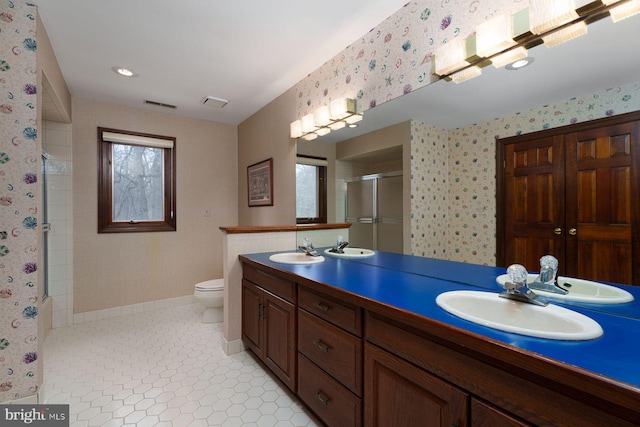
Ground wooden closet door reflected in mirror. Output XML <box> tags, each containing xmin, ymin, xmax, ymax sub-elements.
<box><xmin>497</xmin><ymin>112</ymin><xmax>640</xmax><ymax>286</ymax></box>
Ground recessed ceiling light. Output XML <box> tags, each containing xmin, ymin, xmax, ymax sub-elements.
<box><xmin>505</xmin><ymin>57</ymin><xmax>535</xmax><ymax>70</ymax></box>
<box><xmin>111</xmin><ymin>66</ymin><xmax>138</xmax><ymax>77</ymax></box>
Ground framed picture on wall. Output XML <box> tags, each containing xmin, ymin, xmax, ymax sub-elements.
<box><xmin>247</xmin><ymin>158</ymin><xmax>273</xmax><ymax>207</ymax></box>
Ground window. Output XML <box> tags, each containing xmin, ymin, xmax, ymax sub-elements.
<box><xmin>98</xmin><ymin>127</ymin><xmax>176</xmax><ymax>233</ymax></box>
<box><xmin>296</xmin><ymin>155</ymin><xmax>327</xmax><ymax>224</ymax></box>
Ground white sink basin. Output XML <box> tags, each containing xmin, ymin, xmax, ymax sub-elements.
<box><xmin>436</xmin><ymin>290</ymin><xmax>603</xmax><ymax>340</ymax></box>
<box><xmin>323</xmin><ymin>248</ymin><xmax>375</xmax><ymax>259</ymax></box>
<box><xmin>496</xmin><ymin>274</ymin><xmax>634</xmax><ymax>304</ymax></box>
<box><xmin>268</xmin><ymin>252</ymin><xmax>325</xmax><ymax>264</ymax></box>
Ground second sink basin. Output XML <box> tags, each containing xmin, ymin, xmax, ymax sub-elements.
<box><xmin>268</xmin><ymin>252</ymin><xmax>325</xmax><ymax>264</ymax></box>
<box><xmin>436</xmin><ymin>290</ymin><xmax>603</xmax><ymax>341</ymax></box>
<box><xmin>495</xmin><ymin>274</ymin><xmax>634</xmax><ymax>304</ymax></box>
<box><xmin>323</xmin><ymin>248</ymin><xmax>375</xmax><ymax>258</ymax></box>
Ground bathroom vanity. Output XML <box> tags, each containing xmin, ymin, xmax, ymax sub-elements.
<box><xmin>239</xmin><ymin>251</ymin><xmax>640</xmax><ymax>426</ymax></box>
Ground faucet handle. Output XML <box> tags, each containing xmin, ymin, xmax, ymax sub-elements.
<box><xmin>506</xmin><ymin>264</ymin><xmax>528</xmax><ymax>287</ymax></box>
<box><xmin>540</xmin><ymin>255</ymin><xmax>558</xmax><ymax>269</ymax></box>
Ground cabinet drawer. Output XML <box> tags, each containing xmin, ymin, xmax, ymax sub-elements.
<box><xmin>299</xmin><ymin>286</ymin><xmax>362</xmax><ymax>335</ymax></box>
<box><xmin>298</xmin><ymin>309</ymin><xmax>362</xmax><ymax>395</ymax></box>
<box><xmin>298</xmin><ymin>354</ymin><xmax>362</xmax><ymax>427</ymax></box>
<box><xmin>243</xmin><ymin>264</ymin><xmax>296</xmax><ymax>303</ymax></box>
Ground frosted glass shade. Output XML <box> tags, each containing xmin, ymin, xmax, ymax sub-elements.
<box><xmin>529</xmin><ymin>0</ymin><xmax>579</xmax><ymax>34</ymax></box>
<box><xmin>603</xmin><ymin>0</ymin><xmax>640</xmax><ymax>22</ymax></box>
<box><xmin>476</xmin><ymin>14</ymin><xmax>516</xmax><ymax>58</ymax></box>
<box><xmin>435</xmin><ymin>38</ymin><xmax>467</xmax><ymax>75</ymax></box>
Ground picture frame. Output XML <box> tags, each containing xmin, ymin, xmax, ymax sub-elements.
<box><xmin>247</xmin><ymin>158</ymin><xmax>274</xmax><ymax>207</ymax></box>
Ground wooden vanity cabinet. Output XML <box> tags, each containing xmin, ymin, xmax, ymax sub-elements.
<box><xmin>365</xmin><ymin>342</ymin><xmax>468</xmax><ymax>427</ymax></box>
<box><xmin>471</xmin><ymin>399</ymin><xmax>533</xmax><ymax>427</ymax></box>
<box><xmin>297</xmin><ymin>286</ymin><xmax>363</xmax><ymax>427</ymax></box>
<box><xmin>241</xmin><ymin>265</ymin><xmax>297</xmax><ymax>392</ymax></box>
<box><xmin>240</xmin><ymin>259</ymin><xmax>640</xmax><ymax>427</ymax></box>
<box><xmin>365</xmin><ymin>311</ymin><xmax>637</xmax><ymax>427</ymax></box>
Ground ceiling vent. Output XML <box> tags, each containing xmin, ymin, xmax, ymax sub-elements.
<box><xmin>202</xmin><ymin>96</ymin><xmax>228</xmax><ymax>108</ymax></box>
<box><xmin>144</xmin><ymin>99</ymin><xmax>177</xmax><ymax>109</ymax></box>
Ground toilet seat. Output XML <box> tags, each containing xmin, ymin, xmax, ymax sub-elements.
<box><xmin>195</xmin><ymin>279</ymin><xmax>223</xmax><ymax>291</ymax></box>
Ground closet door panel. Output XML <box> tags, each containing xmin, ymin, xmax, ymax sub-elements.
<box><xmin>503</xmin><ymin>136</ymin><xmax>565</xmax><ymax>271</ymax></box>
<box><xmin>565</xmin><ymin>121</ymin><xmax>639</xmax><ymax>284</ymax></box>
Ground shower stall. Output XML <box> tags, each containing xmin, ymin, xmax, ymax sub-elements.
<box><xmin>344</xmin><ymin>171</ymin><xmax>403</xmax><ymax>253</ymax></box>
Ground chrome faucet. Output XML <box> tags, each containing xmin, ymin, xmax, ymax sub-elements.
<box><xmin>298</xmin><ymin>237</ymin><xmax>320</xmax><ymax>256</ymax></box>
<box><xmin>529</xmin><ymin>255</ymin><xmax>568</xmax><ymax>295</ymax></box>
<box><xmin>500</xmin><ymin>264</ymin><xmax>549</xmax><ymax>306</ymax></box>
<box><xmin>329</xmin><ymin>235</ymin><xmax>349</xmax><ymax>254</ymax></box>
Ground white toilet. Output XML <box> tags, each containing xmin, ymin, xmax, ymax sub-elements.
<box><xmin>194</xmin><ymin>279</ymin><xmax>224</xmax><ymax>323</ymax></box>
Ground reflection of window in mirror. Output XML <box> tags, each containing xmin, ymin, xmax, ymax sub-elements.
<box><xmin>296</xmin><ymin>155</ymin><xmax>327</xmax><ymax>224</ymax></box>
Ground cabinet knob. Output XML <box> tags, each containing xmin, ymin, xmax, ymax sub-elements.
<box><xmin>313</xmin><ymin>390</ymin><xmax>330</xmax><ymax>405</ymax></box>
<box><xmin>554</xmin><ymin>227</ymin><xmax>562</xmax><ymax>235</ymax></box>
<box><xmin>569</xmin><ymin>227</ymin><xmax>577</xmax><ymax>236</ymax></box>
<box><xmin>313</xmin><ymin>339</ymin><xmax>331</xmax><ymax>353</ymax></box>
<box><xmin>314</xmin><ymin>302</ymin><xmax>331</xmax><ymax>312</ymax></box>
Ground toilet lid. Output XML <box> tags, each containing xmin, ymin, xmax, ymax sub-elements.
<box><xmin>195</xmin><ymin>280</ymin><xmax>223</xmax><ymax>290</ymax></box>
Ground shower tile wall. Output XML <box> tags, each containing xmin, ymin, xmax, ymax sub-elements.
<box><xmin>43</xmin><ymin>121</ymin><xmax>73</xmax><ymax>328</ymax></box>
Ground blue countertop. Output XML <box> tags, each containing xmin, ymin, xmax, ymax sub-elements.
<box><xmin>241</xmin><ymin>250</ymin><xmax>640</xmax><ymax>390</ymax></box>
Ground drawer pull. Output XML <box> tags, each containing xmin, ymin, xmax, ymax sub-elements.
<box><xmin>313</xmin><ymin>390</ymin><xmax>331</xmax><ymax>405</ymax></box>
<box><xmin>313</xmin><ymin>339</ymin><xmax>331</xmax><ymax>352</ymax></box>
<box><xmin>314</xmin><ymin>301</ymin><xmax>331</xmax><ymax>312</ymax></box>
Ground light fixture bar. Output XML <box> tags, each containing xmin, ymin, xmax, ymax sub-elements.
<box><xmin>434</xmin><ymin>0</ymin><xmax>636</xmax><ymax>84</ymax></box>
<box><xmin>290</xmin><ymin>98</ymin><xmax>362</xmax><ymax>140</ymax></box>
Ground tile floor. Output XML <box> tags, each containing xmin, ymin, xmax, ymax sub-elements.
<box><xmin>42</xmin><ymin>303</ymin><xmax>320</xmax><ymax>427</ymax></box>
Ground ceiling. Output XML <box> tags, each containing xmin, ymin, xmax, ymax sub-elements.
<box><xmin>35</xmin><ymin>2</ymin><xmax>640</xmax><ymax>135</ymax></box>
<box><xmin>35</xmin><ymin>0</ymin><xmax>408</xmax><ymax>124</ymax></box>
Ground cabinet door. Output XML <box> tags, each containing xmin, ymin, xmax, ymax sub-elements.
<box><xmin>263</xmin><ymin>290</ymin><xmax>297</xmax><ymax>391</ymax></box>
<box><xmin>242</xmin><ymin>279</ymin><xmax>263</xmax><ymax>355</ymax></box>
<box><xmin>502</xmin><ymin>134</ymin><xmax>565</xmax><ymax>271</ymax></box>
<box><xmin>471</xmin><ymin>398</ymin><xmax>532</xmax><ymax>427</ymax></box>
<box><xmin>565</xmin><ymin>121</ymin><xmax>640</xmax><ymax>285</ymax></box>
<box><xmin>364</xmin><ymin>343</ymin><xmax>468</xmax><ymax>427</ymax></box>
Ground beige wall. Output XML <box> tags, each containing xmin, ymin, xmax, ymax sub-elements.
<box><xmin>237</xmin><ymin>88</ymin><xmax>297</xmax><ymax>226</ymax></box>
<box><xmin>72</xmin><ymin>98</ymin><xmax>237</xmax><ymax>313</ymax></box>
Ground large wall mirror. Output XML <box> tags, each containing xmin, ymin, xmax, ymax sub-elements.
<box><xmin>295</xmin><ymin>14</ymin><xmax>640</xmax><ymax>315</ymax></box>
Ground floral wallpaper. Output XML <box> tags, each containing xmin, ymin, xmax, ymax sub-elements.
<box><xmin>409</xmin><ymin>80</ymin><xmax>640</xmax><ymax>266</ymax></box>
<box><xmin>293</xmin><ymin>0</ymin><xmax>525</xmax><ymax>119</ymax></box>
<box><xmin>410</xmin><ymin>121</ymin><xmax>448</xmax><ymax>258</ymax></box>
<box><xmin>0</xmin><ymin>0</ymin><xmax>40</xmax><ymax>402</ymax></box>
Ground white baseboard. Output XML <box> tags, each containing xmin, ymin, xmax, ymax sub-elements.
<box><xmin>223</xmin><ymin>338</ymin><xmax>245</xmax><ymax>355</ymax></box>
<box><xmin>72</xmin><ymin>295</ymin><xmax>198</xmax><ymax>325</ymax></box>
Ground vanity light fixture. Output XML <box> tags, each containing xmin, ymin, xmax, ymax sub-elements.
<box><xmin>603</xmin><ymin>0</ymin><xmax>640</xmax><ymax>22</ymax></box>
<box><xmin>433</xmin><ymin>0</ymin><xmax>638</xmax><ymax>84</ymax></box>
<box><xmin>290</xmin><ymin>98</ymin><xmax>363</xmax><ymax>140</ymax></box>
<box><xmin>111</xmin><ymin>66</ymin><xmax>138</xmax><ymax>78</ymax></box>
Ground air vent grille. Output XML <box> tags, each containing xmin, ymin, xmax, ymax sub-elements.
<box><xmin>144</xmin><ymin>100</ymin><xmax>177</xmax><ymax>109</ymax></box>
